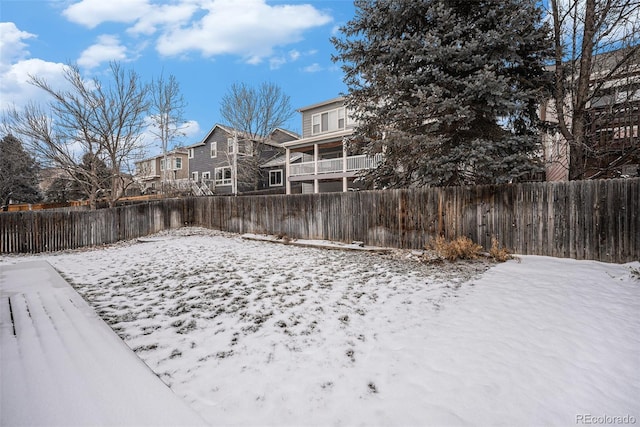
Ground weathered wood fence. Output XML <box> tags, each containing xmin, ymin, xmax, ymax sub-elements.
<box><xmin>1</xmin><ymin>179</ymin><xmax>638</xmax><ymax>263</ymax></box>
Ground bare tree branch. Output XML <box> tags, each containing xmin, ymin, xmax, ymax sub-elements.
<box><xmin>3</xmin><ymin>62</ymin><xmax>150</xmax><ymax>208</ymax></box>
<box><xmin>149</xmin><ymin>72</ymin><xmax>187</xmax><ymax>194</ymax></box>
<box><xmin>549</xmin><ymin>0</ymin><xmax>640</xmax><ymax>180</ymax></box>
<box><xmin>220</xmin><ymin>82</ymin><xmax>294</xmax><ymax>191</ymax></box>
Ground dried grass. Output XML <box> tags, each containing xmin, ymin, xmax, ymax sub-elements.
<box><xmin>489</xmin><ymin>237</ymin><xmax>513</xmax><ymax>262</ymax></box>
<box><xmin>429</xmin><ymin>236</ymin><xmax>483</xmax><ymax>261</ymax></box>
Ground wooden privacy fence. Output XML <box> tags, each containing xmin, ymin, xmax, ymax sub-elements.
<box><xmin>0</xmin><ymin>199</ymin><xmax>191</xmax><ymax>254</ymax></box>
<box><xmin>1</xmin><ymin>179</ymin><xmax>638</xmax><ymax>263</ymax></box>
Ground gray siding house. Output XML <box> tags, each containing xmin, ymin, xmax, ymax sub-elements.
<box><xmin>188</xmin><ymin>124</ymin><xmax>298</xmax><ymax>195</ymax></box>
<box><xmin>284</xmin><ymin>97</ymin><xmax>382</xmax><ymax>194</ymax></box>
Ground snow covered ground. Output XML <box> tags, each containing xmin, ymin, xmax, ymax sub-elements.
<box><xmin>1</xmin><ymin>227</ymin><xmax>638</xmax><ymax>426</ymax></box>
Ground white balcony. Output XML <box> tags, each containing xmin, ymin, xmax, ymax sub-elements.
<box><xmin>289</xmin><ymin>153</ymin><xmax>382</xmax><ymax>177</ymax></box>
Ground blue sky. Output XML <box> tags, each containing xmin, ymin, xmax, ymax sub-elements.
<box><xmin>0</xmin><ymin>0</ymin><xmax>356</xmax><ymax>156</ymax></box>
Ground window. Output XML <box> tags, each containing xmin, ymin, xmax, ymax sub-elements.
<box><xmin>202</xmin><ymin>171</ymin><xmax>211</xmax><ymax>180</ymax></box>
<box><xmin>215</xmin><ymin>166</ymin><xmax>232</xmax><ymax>185</ymax></box>
<box><xmin>210</xmin><ymin>143</ymin><xmax>217</xmax><ymax>158</ymax></box>
<box><xmin>188</xmin><ymin>148</ymin><xmax>194</xmax><ymax>159</ymax></box>
<box><xmin>191</xmin><ymin>171</ymin><xmax>198</xmax><ymax>181</ymax></box>
<box><xmin>269</xmin><ymin>169</ymin><xmax>283</xmax><ymax>187</ymax></box>
<box><xmin>174</xmin><ymin>158</ymin><xmax>182</xmax><ymax>169</ymax></box>
<box><xmin>311</xmin><ymin>107</ymin><xmax>347</xmax><ymax>135</ymax></box>
<box><xmin>321</xmin><ymin>112</ymin><xmax>329</xmax><ymax>132</ymax></box>
<box><xmin>338</xmin><ymin>107</ymin><xmax>345</xmax><ymax>129</ymax></box>
<box><xmin>160</xmin><ymin>159</ymin><xmax>165</xmax><ymax>171</ymax></box>
<box><xmin>227</xmin><ymin>137</ymin><xmax>235</xmax><ymax>154</ymax></box>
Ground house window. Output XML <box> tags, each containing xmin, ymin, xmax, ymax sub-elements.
<box><xmin>160</xmin><ymin>159</ymin><xmax>165</xmax><ymax>171</ymax></box>
<box><xmin>211</xmin><ymin>143</ymin><xmax>217</xmax><ymax>158</ymax></box>
<box><xmin>174</xmin><ymin>158</ymin><xmax>182</xmax><ymax>169</ymax></box>
<box><xmin>215</xmin><ymin>166</ymin><xmax>232</xmax><ymax>185</ymax></box>
<box><xmin>338</xmin><ymin>108</ymin><xmax>345</xmax><ymax>129</ymax></box>
<box><xmin>269</xmin><ymin>169</ymin><xmax>283</xmax><ymax>187</ymax></box>
<box><xmin>202</xmin><ymin>171</ymin><xmax>211</xmax><ymax>180</ymax></box>
<box><xmin>227</xmin><ymin>138</ymin><xmax>235</xmax><ymax>154</ymax></box>
<box><xmin>188</xmin><ymin>148</ymin><xmax>194</xmax><ymax>159</ymax></box>
<box><xmin>311</xmin><ymin>107</ymin><xmax>347</xmax><ymax>135</ymax></box>
<box><xmin>191</xmin><ymin>171</ymin><xmax>198</xmax><ymax>181</ymax></box>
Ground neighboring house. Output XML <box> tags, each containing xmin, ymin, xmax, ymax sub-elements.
<box><xmin>187</xmin><ymin>124</ymin><xmax>298</xmax><ymax>195</ymax></box>
<box><xmin>541</xmin><ymin>49</ymin><xmax>639</xmax><ymax>181</ymax></box>
<box><xmin>134</xmin><ymin>148</ymin><xmax>189</xmax><ymax>193</ymax></box>
<box><xmin>283</xmin><ymin>97</ymin><xmax>382</xmax><ymax>194</ymax></box>
<box><xmin>38</xmin><ymin>167</ymin><xmax>67</xmax><ymax>195</ymax></box>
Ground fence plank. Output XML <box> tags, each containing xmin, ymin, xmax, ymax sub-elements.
<box><xmin>1</xmin><ymin>179</ymin><xmax>638</xmax><ymax>262</ymax></box>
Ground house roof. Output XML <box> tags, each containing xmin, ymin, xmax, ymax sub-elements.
<box><xmin>270</xmin><ymin>127</ymin><xmax>301</xmax><ymax>140</ymax></box>
<box><xmin>186</xmin><ymin>124</ymin><xmax>238</xmax><ymax>148</ymax></box>
<box><xmin>260</xmin><ymin>152</ymin><xmax>303</xmax><ymax>168</ymax></box>
<box><xmin>188</xmin><ymin>123</ymin><xmax>299</xmax><ymax>149</ymax></box>
<box><xmin>297</xmin><ymin>96</ymin><xmax>345</xmax><ymax>112</ymax></box>
<box><xmin>282</xmin><ymin>128</ymin><xmax>354</xmax><ymax>149</ymax></box>
<box><xmin>135</xmin><ymin>148</ymin><xmax>188</xmax><ymax>164</ymax></box>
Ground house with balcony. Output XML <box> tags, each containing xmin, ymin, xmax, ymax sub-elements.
<box><xmin>134</xmin><ymin>148</ymin><xmax>189</xmax><ymax>194</ymax></box>
<box><xmin>541</xmin><ymin>48</ymin><xmax>639</xmax><ymax>181</ymax></box>
<box><xmin>188</xmin><ymin>124</ymin><xmax>298</xmax><ymax>195</ymax></box>
<box><xmin>283</xmin><ymin>97</ymin><xmax>382</xmax><ymax>194</ymax></box>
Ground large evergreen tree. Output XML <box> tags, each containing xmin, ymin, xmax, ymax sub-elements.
<box><xmin>0</xmin><ymin>134</ymin><xmax>42</xmax><ymax>208</ymax></box>
<box><xmin>332</xmin><ymin>0</ymin><xmax>553</xmax><ymax>187</ymax></box>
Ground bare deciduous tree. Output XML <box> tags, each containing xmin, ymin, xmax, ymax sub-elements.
<box><xmin>149</xmin><ymin>72</ymin><xmax>187</xmax><ymax>193</ymax></box>
<box><xmin>3</xmin><ymin>62</ymin><xmax>149</xmax><ymax>208</ymax></box>
<box><xmin>219</xmin><ymin>82</ymin><xmax>294</xmax><ymax>192</ymax></box>
<box><xmin>549</xmin><ymin>0</ymin><xmax>640</xmax><ymax>180</ymax></box>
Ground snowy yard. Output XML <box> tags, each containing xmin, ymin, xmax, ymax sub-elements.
<box><xmin>1</xmin><ymin>227</ymin><xmax>638</xmax><ymax>426</ymax></box>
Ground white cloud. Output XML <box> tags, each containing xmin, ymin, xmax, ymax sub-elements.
<box><xmin>182</xmin><ymin>120</ymin><xmax>200</xmax><ymax>139</ymax></box>
<box><xmin>63</xmin><ymin>0</ymin><xmax>333</xmax><ymax>66</ymax></box>
<box><xmin>288</xmin><ymin>50</ymin><xmax>301</xmax><ymax>61</ymax></box>
<box><xmin>268</xmin><ymin>47</ymin><xmax>316</xmax><ymax>70</ymax></box>
<box><xmin>155</xmin><ymin>0</ymin><xmax>332</xmax><ymax>63</ymax></box>
<box><xmin>77</xmin><ymin>35</ymin><xmax>129</xmax><ymax>69</ymax></box>
<box><xmin>269</xmin><ymin>56</ymin><xmax>287</xmax><ymax>70</ymax></box>
<box><xmin>63</xmin><ymin>0</ymin><xmax>151</xmax><ymax>29</ymax></box>
<box><xmin>0</xmin><ymin>24</ymin><xmax>68</xmax><ymax>112</ymax></box>
<box><xmin>0</xmin><ymin>58</ymin><xmax>69</xmax><ymax>112</ymax></box>
<box><xmin>302</xmin><ymin>63</ymin><xmax>322</xmax><ymax>73</ymax></box>
<box><xmin>127</xmin><ymin>2</ymin><xmax>199</xmax><ymax>36</ymax></box>
<box><xmin>0</xmin><ymin>22</ymin><xmax>36</xmax><ymax>67</ymax></box>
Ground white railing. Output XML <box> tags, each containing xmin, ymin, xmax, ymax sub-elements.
<box><xmin>317</xmin><ymin>158</ymin><xmax>344</xmax><ymax>173</ymax></box>
<box><xmin>289</xmin><ymin>154</ymin><xmax>383</xmax><ymax>177</ymax></box>
<box><xmin>159</xmin><ymin>179</ymin><xmax>215</xmax><ymax>196</ymax></box>
<box><xmin>347</xmin><ymin>153</ymin><xmax>383</xmax><ymax>171</ymax></box>
<box><xmin>290</xmin><ymin>162</ymin><xmax>315</xmax><ymax>176</ymax></box>
<box><xmin>166</xmin><ymin>179</ymin><xmax>192</xmax><ymax>190</ymax></box>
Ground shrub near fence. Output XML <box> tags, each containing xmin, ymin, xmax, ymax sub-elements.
<box><xmin>1</xmin><ymin>179</ymin><xmax>638</xmax><ymax>263</ymax></box>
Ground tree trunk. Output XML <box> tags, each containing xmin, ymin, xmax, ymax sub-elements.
<box><xmin>568</xmin><ymin>0</ymin><xmax>596</xmax><ymax>181</ymax></box>
<box><xmin>569</xmin><ymin>118</ymin><xmax>586</xmax><ymax>180</ymax></box>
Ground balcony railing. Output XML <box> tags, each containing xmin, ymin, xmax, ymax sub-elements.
<box><xmin>289</xmin><ymin>153</ymin><xmax>383</xmax><ymax>177</ymax></box>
